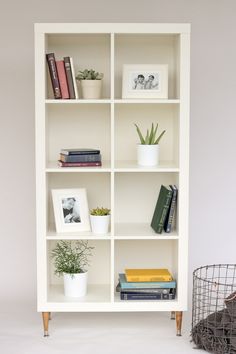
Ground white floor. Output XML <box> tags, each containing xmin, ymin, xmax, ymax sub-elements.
<box><xmin>0</xmin><ymin>302</ymin><xmax>206</xmax><ymax>354</ymax></box>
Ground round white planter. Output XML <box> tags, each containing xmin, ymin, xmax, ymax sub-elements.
<box><xmin>90</xmin><ymin>215</ymin><xmax>110</xmax><ymax>234</ymax></box>
<box><xmin>137</xmin><ymin>144</ymin><xmax>159</xmax><ymax>166</ymax></box>
<box><xmin>63</xmin><ymin>272</ymin><xmax>88</xmax><ymax>298</ymax></box>
<box><xmin>80</xmin><ymin>80</ymin><xmax>102</xmax><ymax>99</ymax></box>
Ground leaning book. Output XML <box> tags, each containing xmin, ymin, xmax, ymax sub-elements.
<box><xmin>46</xmin><ymin>53</ymin><xmax>62</xmax><ymax>99</ymax></box>
<box><xmin>151</xmin><ymin>185</ymin><xmax>173</xmax><ymax>234</ymax></box>
<box><xmin>164</xmin><ymin>185</ymin><xmax>178</xmax><ymax>233</ymax></box>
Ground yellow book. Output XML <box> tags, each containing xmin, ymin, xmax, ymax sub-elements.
<box><xmin>125</xmin><ymin>269</ymin><xmax>173</xmax><ymax>282</ymax></box>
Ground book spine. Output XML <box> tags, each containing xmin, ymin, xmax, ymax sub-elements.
<box><xmin>125</xmin><ymin>275</ymin><xmax>172</xmax><ymax>282</ymax></box>
<box><xmin>164</xmin><ymin>186</ymin><xmax>178</xmax><ymax>233</ymax></box>
<box><xmin>46</xmin><ymin>53</ymin><xmax>62</xmax><ymax>99</ymax></box>
<box><xmin>64</xmin><ymin>57</ymin><xmax>75</xmax><ymax>99</ymax></box>
<box><xmin>151</xmin><ymin>185</ymin><xmax>168</xmax><ymax>232</ymax></box>
<box><xmin>69</xmin><ymin>57</ymin><xmax>79</xmax><ymax>99</ymax></box>
<box><xmin>60</xmin><ymin>154</ymin><xmax>101</xmax><ymax>163</ymax></box>
<box><xmin>119</xmin><ymin>288</ymin><xmax>174</xmax><ymax>294</ymax></box>
<box><xmin>56</xmin><ymin>61</ymin><xmax>69</xmax><ymax>99</ymax></box>
<box><xmin>120</xmin><ymin>281</ymin><xmax>176</xmax><ymax>289</ymax></box>
<box><xmin>58</xmin><ymin>161</ymin><xmax>102</xmax><ymax>167</ymax></box>
<box><xmin>156</xmin><ymin>191</ymin><xmax>173</xmax><ymax>234</ymax></box>
<box><xmin>120</xmin><ymin>293</ymin><xmax>176</xmax><ymax>300</ymax></box>
<box><xmin>60</xmin><ymin>150</ymin><xmax>100</xmax><ymax>156</ymax></box>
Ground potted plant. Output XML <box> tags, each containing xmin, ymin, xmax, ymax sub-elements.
<box><xmin>134</xmin><ymin>122</ymin><xmax>166</xmax><ymax>166</ymax></box>
<box><xmin>76</xmin><ymin>69</ymin><xmax>104</xmax><ymax>99</ymax></box>
<box><xmin>51</xmin><ymin>240</ymin><xmax>94</xmax><ymax>298</ymax></box>
<box><xmin>90</xmin><ymin>207</ymin><xmax>110</xmax><ymax>234</ymax></box>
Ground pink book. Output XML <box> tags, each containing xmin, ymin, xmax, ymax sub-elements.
<box><xmin>56</xmin><ymin>61</ymin><xmax>69</xmax><ymax>99</ymax></box>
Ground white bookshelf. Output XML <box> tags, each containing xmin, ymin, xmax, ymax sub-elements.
<box><xmin>35</xmin><ymin>23</ymin><xmax>190</xmax><ymax>335</ymax></box>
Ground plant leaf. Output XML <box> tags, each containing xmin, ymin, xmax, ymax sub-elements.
<box><xmin>153</xmin><ymin>123</ymin><xmax>158</xmax><ymax>142</ymax></box>
<box><xmin>145</xmin><ymin>129</ymin><xmax>150</xmax><ymax>144</ymax></box>
<box><xmin>154</xmin><ymin>130</ymin><xmax>166</xmax><ymax>144</ymax></box>
<box><xmin>134</xmin><ymin>124</ymin><xmax>145</xmax><ymax>144</ymax></box>
<box><xmin>150</xmin><ymin>122</ymin><xmax>156</xmax><ymax>144</ymax></box>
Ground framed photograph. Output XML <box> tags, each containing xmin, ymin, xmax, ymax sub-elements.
<box><xmin>122</xmin><ymin>64</ymin><xmax>168</xmax><ymax>99</ymax></box>
<box><xmin>52</xmin><ymin>189</ymin><xmax>91</xmax><ymax>233</ymax></box>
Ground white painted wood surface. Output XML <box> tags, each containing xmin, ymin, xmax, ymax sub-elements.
<box><xmin>35</xmin><ymin>23</ymin><xmax>190</xmax><ymax>312</ymax></box>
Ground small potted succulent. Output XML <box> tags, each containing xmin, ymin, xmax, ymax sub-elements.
<box><xmin>51</xmin><ymin>240</ymin><xmax>94</xmax><ymax>298</ymax></box>
<box><xmin>135</xmin><ymin>122</ymin><xmax>166</xmax><ymax>166</ymax></box>
<box><xmin>76</xmin><ymin>69</ymin><xmax>104</xmax><ymax>99</ymax></box>
<box><xmin>90</xmin><ymin>207</ymin><xmax>110</xmax><ymax>234</ymax></box>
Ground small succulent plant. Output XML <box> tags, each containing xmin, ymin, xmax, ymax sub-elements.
<box><xmin>76</xmin><ymin>69</ymin><xmax>104</xmax><ymax>80</ymax></box>
<box><xmin>135</xmin><ymin>122</ymin><xmax>166</xmax><ymax>145</ymax></box>
<box><xmin>90</xmin><ymin>207</ymin><xmax>110</xmax><ymax>216</ymax></box>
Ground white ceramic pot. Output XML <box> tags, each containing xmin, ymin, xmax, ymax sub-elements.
<box><xmin>90</xmin><ymin>215</ymin><xmax>110</xmax><ymax>234</ymax></box>
<box><xmin>63</xmin><ymin>272</ymin><xmax>88</xmax><ymax>297</ymax></box>
<box><xmin>137</xmin><ymin>144</ymin><xmax>159</xmax><ymax>166</ymax></box>
<box><xmin>80</xmin><ymin>80</ymin><xmax>102</xmax><ymax>99</ymax></box>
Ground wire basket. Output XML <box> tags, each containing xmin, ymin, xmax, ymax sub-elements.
<box><xmin>192</xmin><ymin>264</ymin><xmax>236</xmax><ymax>354</ymax></box>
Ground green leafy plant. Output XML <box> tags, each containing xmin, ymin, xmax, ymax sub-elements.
<box><xmin>51</xmin><ymin>240</ymin><xmax>94</xmax><ymax>276</ymax></box>
<box><xmin>76</xmin><ymin>69</ymin><xmax>104</xmax><ymax>80</ymax></box>
<box><xmin>134</xmin><ymin>122</ymin><xmax>166</xmax><ymax>145</ymax></box>
<box><xmin>90</xmin><ymin>207</ymin><xmax>110</xmax><ymax>216</ymax></box>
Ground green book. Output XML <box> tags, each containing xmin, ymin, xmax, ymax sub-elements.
<box><xmin>151</xmin><ymin>185</ymin><xmax>173</xmax><ymax>234</ymax></box>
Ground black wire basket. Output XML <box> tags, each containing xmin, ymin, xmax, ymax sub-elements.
<box><xmin>192</xmin><ymin>264</ymin><xmax>236</xmax><ymax>354</ymax></box>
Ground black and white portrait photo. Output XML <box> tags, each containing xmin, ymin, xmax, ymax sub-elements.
<box><xmin>61</xmin><ymin>197</ymin><xmax>81</xmax><ymax>224</ymax></box>
<box><xmin>52</xmin><ymin>189</ymin><xmax>91</xmax><ymax>233</ymax></box>
<box><xmin>122</xmin><ymin>64</ymin><xmax>168</xmax><ymax>99</ymax></box>
<box><xmin>132</xmin><ymin>73</ymin><xmax>160</xmax><ymax>90</ymax></box>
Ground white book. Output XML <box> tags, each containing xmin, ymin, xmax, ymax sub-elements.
<box><xmin>69</xmin><ymin>57</ymin><xmax>79</xmax><ymax>99</ymax></box>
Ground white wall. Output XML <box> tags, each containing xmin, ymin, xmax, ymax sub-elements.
<box><xmin>0</xmin><ymin>0</ymin><xmax>236</xmax><ymax>309</ymax></box>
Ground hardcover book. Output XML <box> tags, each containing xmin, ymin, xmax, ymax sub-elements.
<box><xmin>120</xmin><ymin>292</ymin><xmax>176</xmax><ymax>300</ymax></box>
<box><xmin>58</xmin><ymin>161</ymin><xmax>102</xmax><ymax>167</ymax></box>
<box><xmin>46</xmin><ymin>53</ymin><xmax>62</xmax><ymax>99</ymax></box>
<box><xmin>64</xmin><ymin>57</ymin><xmax>75</xmax><ymax>99</ymax></box>
<box><xmin>164</xmin><ymin>185</ymin><xmax>178</xmax><ymax>233</ymax></box>
<box><xmin>116</xmin><ymin>282</ymin><xmax>174</xmax><ymax>294</ymax></box>
<box><xmin>125</xmin><ymin>268</ymin><xmax>173</xmax><ymax>282</ymax></box>
<box><xmin>60</xmin><ymin>153</ymin><xmax>101</xmax><ymax>163</ymax></box>
<box><xmin>151</xmin><ymin>185</ymin><xmax>173</xmax><ymax>234</ymax></box>
<box><xmin>60</xmin><ymin>148</ymin><xmax>100</xmax><ymax>156</ymax></box>
<box><xmin>119</xmin><ymin>274</ymin><xmax>176</xmax><ymax>289</ymax></box>
<box><xmin>69</xmin><ymin>57</ymin><xmax>79</xmax><ymax>99</ymax></box>
<box><xmin>56</xmin><ymin>60</ymin><xmax>69</xmax><ymax>99</ymax></box>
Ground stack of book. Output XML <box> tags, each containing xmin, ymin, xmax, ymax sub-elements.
<box><xmin>58</xmin><ymin>148</ymin><xmax>102</xmax><ymax>167</ymax></box>
<box><xmin>46</xmin><ymin>53</ymin><xmax>79</xmax><ymax>99</ymax></box>
<box><xmin>151</xmin><ymin>185</ymin><xmax>178</xmax><ymax>234</ymax></box>
<box><xmin>117</xmin><ymin>269</ymin><xmax>176</xmax><ymax>300</ymax></box>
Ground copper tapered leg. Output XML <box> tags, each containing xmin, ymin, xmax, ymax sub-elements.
<box><xmin>49</xmin><ymin>312</ymin><xmax>52</xmax><ymax>320</ymax></box>
<box><xmin>175</xmin><ymin>311</ymin><xmax>183</xmax><ymax>336</ymax></box>
<box><xmin>42</xmin><ymin>312</ymin><xmax>50</xmax><ymax>337</ymax></box>
<box><xmin>170</xmin><ymin>311</ymin><xmax>175</xmax><ymax>320</ymax></box>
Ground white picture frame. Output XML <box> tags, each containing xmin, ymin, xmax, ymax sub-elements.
<box><xmin>52</xmin><ymin>189</ymin><xmax>91</xmax><ymax>233</ymax></box>
<box><xmin>122</xmin><ymin>64</ymin><xmax>168</xmax><ymax>99</ymax></box>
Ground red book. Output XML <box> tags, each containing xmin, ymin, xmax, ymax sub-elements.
<box><xmin>58</xmin><ymin>160</ymin><xmax>102</xmax><ymax>167</ymax></box>
<box><xmin>56</xmin><ymin>61</ymin><xmax>69</xmax><ymax>99</ymax></box>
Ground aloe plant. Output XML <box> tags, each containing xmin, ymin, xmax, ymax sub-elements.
<box><xmin>90</xmin><ymin>207</ymin><xmax>110</xmax><ymax>216</ymax></box>
<box><xmin>134</xmin><ymin>123</ymin><xmax>166</xmax><ymax>145</ymax></box>
<box><xmin>76</xmin><ymin>69</ymin><xmax>104</xmax><ymax>80</ymax></box>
